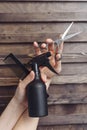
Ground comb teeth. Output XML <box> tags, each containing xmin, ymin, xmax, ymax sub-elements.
<box><xmin>4</xmin><ymin>53</ymin><xmax>29</xmax><ymax>80</ymax></box>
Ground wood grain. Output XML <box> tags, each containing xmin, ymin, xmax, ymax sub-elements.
<box><xmin>39</xmin><ymin>114</ymin><xmax>87</xmax><ymax>125</ymax></box>
<box><xmin>0</xmin><ymin>74</ymin><xmax>87</xmax><ymax>86</ymax></box>
<box><xmin>0</xmin><ymin>63</ymin><xmax>87</xmax><ymax>76</ymax></box>
<box><xmin>0</xmin><ymin>2</ymin><xmax>86</xmax><ymax>13</ymax></box>
<box><xmin>0</xmin><ymin>44</ymin><xmax>34</xmax><ymax>55</ymax></box>
<box><xmin>38</xmin><ymin>125</ymin><xmax>87</xmax><ymax>130</ymax></box>
<box><xmin>1</xmin><ymin>90</ymin><xmax>87</xmax><ymax>104</ymax></box>
<box><xmin>0</xmin><ymin>0</ymin><xmax>87</xmax><ymax>129</ymax></box>
<box><xmin>1</xmin><ymin>53</ymin><xmax>87</xmax><ymax>65</ymax></box>
<box><xmin>52</xmin><ymin>75</ymin><xmax>87</xmax><ymax>84</ymax></box>
<box><xmin>0</xmin><ymin>0</ymin><xmax>87</xmax><ymax>1</ymax></box>
<box><xmin>0</xmin><ymin>12</ymin><xmax>87</xmax><ymax>22</ymax></box>
<box><xmin>0</xmin><ymin>22</ymin><xmax>84</xmax><ymax>43</ymax></box>
<box><xmin>48</xmin><ymin>104</ymin><xmax>87</xmax><ymax>116</ymax></box>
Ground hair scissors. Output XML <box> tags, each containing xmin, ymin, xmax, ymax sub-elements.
<box><xmin>54</xmin><ymin>22</ymin><xmax>82</xmax><ymax>46</ymax></box>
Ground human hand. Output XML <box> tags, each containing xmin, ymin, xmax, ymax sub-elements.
<box><xmin>13</xmin><ymin>71</ymin><xmax>47</xmax><ymax>107</ymax></box>
<box><xmin>33</xmin><ymin>38</ymin><xmax>63</xmax><ymax>89</ymax></box>
<box><xmin>13</xmin><ymin>38</ymin><xmax>63</xmax><ymax>107</ymax></box>
<box><xmin>13</xmin><ymin>71</ymin><xmax>35</xmax><ymax>107</ymax></box>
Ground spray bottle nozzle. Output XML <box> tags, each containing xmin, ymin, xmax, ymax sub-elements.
<box><xmin>28</xmin><ymin>52</ymin><xmax>58</xmax><ymax>75</ymax></box>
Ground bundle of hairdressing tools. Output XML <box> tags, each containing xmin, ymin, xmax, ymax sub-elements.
<box><xmin>4</xmin><ymin>22</ymin><xmax>82</xmax><ymax>117</ymax></box>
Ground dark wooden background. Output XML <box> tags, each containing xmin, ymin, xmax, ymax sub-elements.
<box><xmin>0</xmin><ymin>0</ymin><xmax>87</xmax><ymax>130</ymax></box>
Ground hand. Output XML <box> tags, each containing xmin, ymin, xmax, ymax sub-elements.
<box><xmin>13</xmin><ymin>38</ymin><xmax>63</xmax><ymax>107</ymax></box>
<box><xmin>33</xmin><ymin>38</ymin><xmax>63</xmax><ymax>89</ymax></box>
<box><xmin>13</xmin><ymin>71</ymin><xmax>35</xmax><ymax>107</ymax></box>
<box><xmin>13</xmin><ymin>71</ymin><xmax>47</xmax><ymax>107</ymax></box>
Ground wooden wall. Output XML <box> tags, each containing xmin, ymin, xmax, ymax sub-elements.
<box><xmin>0</xmin><ymin>0</ymin><xmax>87</xmax><ymax>130</ymax></box>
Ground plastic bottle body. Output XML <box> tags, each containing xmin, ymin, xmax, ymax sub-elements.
<box><xmin>27</xmin><ymin>79</ymin><xmax>48</xmax><ymax>117</ymax></box>
<box><xmin>27</xmin><ymin>63</ymin><xmax>48</xmax><ymax>117</ymax></box>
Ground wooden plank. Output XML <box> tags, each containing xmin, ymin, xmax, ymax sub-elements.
<box><xmin>0</xmin><ymin>33</ymin><xmax>85</xmax><ymax>43</ymax></box>
<box><xmin>48</xmin><ymin>84</ymin><xmax>87</xmax><ymax>104</ymax></box>
<box><xmin>61</xmin><ymin>64</ymin><xmax>87</xmax><ymax>75</ymax></box>
<box><xmin>62</xmin><ymin>54</ymin><xmax>87</xmax><ymax>63</ymax></box>
<box><xmin>1</xmin><ymin>74</ymin><xmax>87</xmax><ymax>86</ymax></box>
<box><xmin>0</xmin><ymin>96</ymin><xmax>12</xmax><ymax>104</ymax></box>
<box><xmin>1</xmin><ymin>53</ymin><xmax>87</xmax><ymax>65</ymax></box>
<box><xmin>0</xmin><ymin>12</ymin><xmax>87</xmax><ymax>22</ymax></box>
<box><xmin>48</xmin><ymin>104</ymin><xmax>87</xmax><ymax>116</ymax></box>
<box><xmin>0</xmin><ymin>75</ymin><xmax>87</xmax><ymax>85</ymax></box>
<box><xmin>0</xmin><ymin>86</ymin><xmax>16</xmax><ymax>95</ymax></box>
<box><xmin>0</xmin><ymin>23</ymin><xmax>84</xmax><ymax>43</ymax></box>
<box><xmin>1</xmin><ymin>41</ymin><xmax>87</xmax><ymax>56</ymax></box>
<box><xmin>0</xmin><ymin>104</ymin><xmax>7</xmax><ymax>115</ymax></box>
<box><xmin>0</xmin><ymin>2</ymin><xmax>87</xmax><ymax>13</ymax></box>
<box><xmin>52</xmin><ymin>75</ymin><xmax>87</xmax><ymax>84</ymax></box>
<box><xmin>49</xmin><ymin>84</ymin><xmax>87</xmax><ymax>95</ymax></box>
<box><xmin>48</xmin><ymin>93</ymin><xmax>87</xmax><ymax>104</ymax></box>
<box><xmin>1</xmin><ymin>54</ymin><xmax>87</xmax><ymax>64</ymax></box>
<box><xmin>38</xmin><ymin>125</ymin><xmax>87</xmax><ymax>130</ymax></box>
<box><xmin>0</xmin><ymin>44</ymin><xmax>34</xmax><ymax>55</ymax></box>
<box><xmin>0</xmin><ymin>32</ymin><xmax>84</xmax><ymax>43</ymax></box>
<box><xmin>0</xmin><ymin>0</ymin><xmax>87</xmax><ymax>1</ymax></box>
<box><xmin>63</xmin><ymin>43</ymin><xmax>87</xmax><ymax>54</ymax></box>
<box><xmin>1</xmin><ymin>92</ymin><xmax>87</xmax><ymax>104</ymax></box>
<box><xmin>1</xmin><ymin>84</ymin><xmax>87</xmax><ymax>104</ymax></box>
<box><xmin>0</xmin><ymin>23</ymin><xmax>83</xmax><ymax>36</ymax></box>
<box><xmin>39</xmin><ymin>114</ymin><xmax>87</xmax><ymax>125</ymax></box>
<box><xmin>0</xmin><ymin>77</ymin><xmax>18</xmax><ymax>86</ymax></box>
<box><xmin>1</xmin><ymin>99</ymin><xmax>87</xmax><ymax>116</ymax></box>
<box><xmin>0</xmin><ymin>63</ymin><xmax>87</xmax><ymax>77</ymax></box>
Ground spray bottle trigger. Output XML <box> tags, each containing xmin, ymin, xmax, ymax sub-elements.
<box><xmin>45</xmin><ymin>60</ymin><xmax>58</xmax><ymax>75</ymax></box>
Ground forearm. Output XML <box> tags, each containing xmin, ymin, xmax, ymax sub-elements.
<box><xmin>13</xmin><ymin>109</ymin><xmax>39</xmax><ymax>130</ymax></box>
<box><xmin>0</xmin><ymin>97</ymin><xmax>26</xmax><ymax>130</ymax></box>
<box><xmin>13</xmin><ymin>82</ymin><xmax>51</xmax><ymax>130</ymax></box>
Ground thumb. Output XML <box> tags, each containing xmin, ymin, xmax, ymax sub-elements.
<box><xmin>41</xmin><ymin>72</ymin><xmax>47</xmax><ymax>83</ymax></box>
<box><xmin>21</xmin><ymin>71</ymin><xmax>35</xmax><ymax>88</ymax></box>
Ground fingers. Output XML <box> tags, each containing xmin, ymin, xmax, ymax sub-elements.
<box><xmin>41</xmin><ymin>72</ymin><xmax>47</xmax><ymax>83</ymax></box>
<box><xmin>33</xmin><ymin>41</ymin><xmax>48</xmax><ymax>55</ymax></box>
<box><xmin>33</xmin><ymin>38</ymin><xmax>63</xmax><ymax>57</ymax></box>
<box><xmin>33</xmin><ymin>41</ymin><xmax>41</xmax><ymax>55</ymax></box>
<box><xmin>54</xmin><ymin>42</ymin><xmax>63</xmax><ymax>73</ymax></box>
<box><xmin>40</xmin><ymin>43</ymin><xmax>48</xmax><ymax>53</ymax></box>
<box><xmin>33</xmin><ymin>38</ymin><xmax>63</xmax><ymax>75</ymax></box>
<box><xmin>46</xmin><ymin>38</ymin><xmax>54</xmax><ymax>53</ymax></box>
<box><xmin>55</xmin><ymin>54</ymin><xmax>62</xmax><ymax>73</ymax></box>
<box><xmin>19</xmin><ymin>71</ymin><xmax>35</xmax><ymax>89</ymax></box>
<box><xmin>33</xmin><ymin>39</ymin><xmax>55</xmax><ymax>56</ymax></box>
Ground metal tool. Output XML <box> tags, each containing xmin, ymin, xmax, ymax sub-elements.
<box><xmin>54</xmin><ymin>22</ymin><xmax>82</xmax><ymax>46</ymax></box>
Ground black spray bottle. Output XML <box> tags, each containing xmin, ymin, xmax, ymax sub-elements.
<box><xmin>27</xmin><ymin>63</ymin><xmax>48</xmax><ymax>117</ymax></box>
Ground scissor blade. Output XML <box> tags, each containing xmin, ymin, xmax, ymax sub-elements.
<box><xmin>54</xmin><ymin>39</ymin><xmax>62</xmax><ymax>46</ymax></box>
<box><xmin>62</xmin><ymin>22</ymin><xmax>74</xmax><ymax>40</ymax></box>
<box><xmin>63</xmin><ymin>31</ymin><xmax>82</xmax><ymax>41</ymax></box>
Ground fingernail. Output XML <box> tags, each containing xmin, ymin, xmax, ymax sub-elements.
<box><xmin>46</xmin><ymin>38</ymin><xmax>53</xmax><ymax>44</ymax></box>
<box><xmin>41</xmin><ymin>43</ymin><xmax>46</xmax><ymax>48</ymax></box>
<box><xmin>34</xmin><ymin>41</ymin><xmax>38</xmax><ymax>47</ymax></box>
